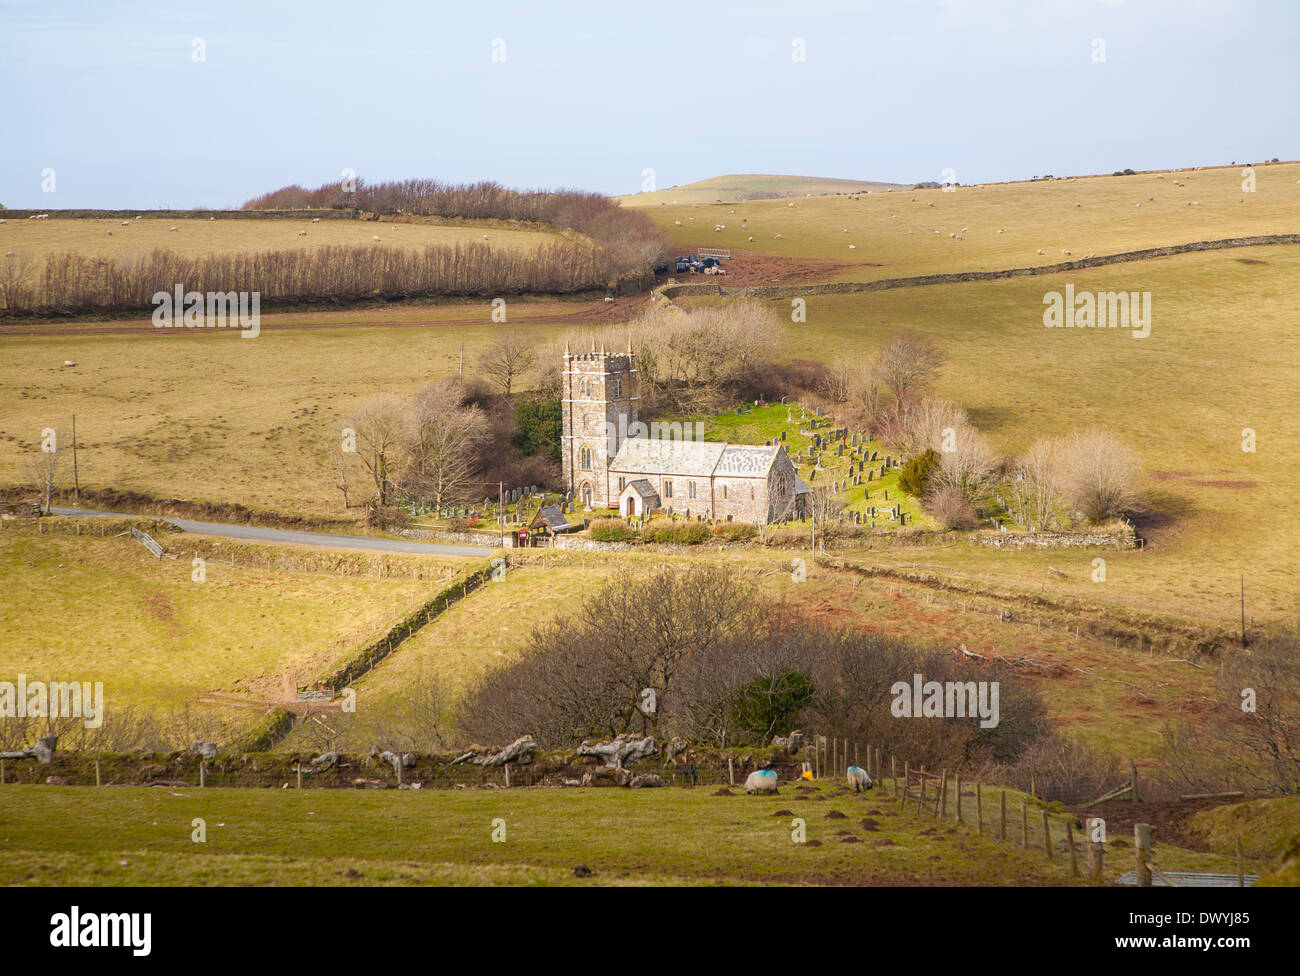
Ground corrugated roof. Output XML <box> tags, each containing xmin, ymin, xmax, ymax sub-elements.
<box><xmin>610</xmin><ymin>438</ymin><xmax>727</xmax><ymax>477</ymax></box>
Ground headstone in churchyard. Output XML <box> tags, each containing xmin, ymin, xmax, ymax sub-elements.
<box><xmin>787</xmin><ymin>408</ymin><xmax>793</xmax><ymax>423</ymax></box>
<box><xmin>883</xmin><ymin>489</ymin><xmax>889</xmax><ymax>501</ymax></box>
<box><xmin>837</xmin><ymin>443</ymin><xmax>843</xmax><ymax>456</ymax></box>
<box><xmin>871</xmin><ymin>450</ymin><xmax>878</xmax><ymax>461</ymax></box>
<box><xmin>815</xmin><ymin>406</ymin><xmax>822</xmax><ymax>417</ymax></box>
<box><xmin>867</xmin><ymin>470</ymin><xmax>873</xmax><ymax>482</ymax></box>
<box><xmin>781</xmin><ymin>430</ymin><xmax>786</xmax><ymax>441</ymax></box>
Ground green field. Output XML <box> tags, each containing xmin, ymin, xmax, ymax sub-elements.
<box><xmin>0</xmin><ymin>780</ymin><xmax>1120</xmax><ymax>886</ymax></box>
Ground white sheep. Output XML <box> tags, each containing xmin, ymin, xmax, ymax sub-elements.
<box><xmin>120</xmin><ymin>221</ymin><xmax>130</xmax><ymax>226</ymax></box>
<box><xmin>298</xmin><ymin>230</ymin><xmax>307</xmax><ymax>236</ymax></box>
<box><xmin>312</xmin><ymin>217</ymin><xmax>321</xmax><ymax>223</ymax></box>
<box><xmin>1037</xmin><ymin>248</ymin><xmax>1044</xmax><ymax>255</ymax></box>
<box><xmin>674</xmin><ymin>220</ymin><xmax>682</xmax><ymax>226</ymax></box>
<box><xmin>744</xmin><ymin>770</ymin><xmax>779</xmax><ymax>795</ymax></box>
<box><xmin>748</xmin><ymin>236</ymin><xmax>754</xmax><ymax>242</ymax></box>
<box><xmin>774</xmin><ymin>233</ymin><xmax>782</xmax><ymax>240</ymax></box>
<box><xmin>846</xmin><ymin>766</ymin><xmax>873</xmax><ymax>792</ymax></box>
<box><xmin>169</xmin><ymin>226</ymin><xmax>178</xmax><ymax>232</ymax></box>
<box><xmin>848</xmin><ymin>244</ymin><xmax>856</xmax><ymax>249</ymax></box>
<box><xmin>373</xmin><ymin>235</ymin><xmax>381</xmax><ymax>241</ymax></box>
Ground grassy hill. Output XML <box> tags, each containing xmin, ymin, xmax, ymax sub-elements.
<box><xmin>617</xmin><ymin>172</ymin><xmax>905</xmax><ymax>208</ymax></box>
<box><xmin>639</xmin><ymin>162</ymin><xmax>1300</xmax><ymax>280</ymax></box>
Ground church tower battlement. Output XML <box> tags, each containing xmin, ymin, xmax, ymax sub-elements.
<box><xmin>562</xmin><ymin>340</ymin><xmax>637</xmax><ymax>509</ymax></box>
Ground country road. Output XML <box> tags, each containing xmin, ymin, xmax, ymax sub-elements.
<box><xmin>50</xmin><ymin>507</ymin><xmax>494</xmax><ymax>557</ymax></box>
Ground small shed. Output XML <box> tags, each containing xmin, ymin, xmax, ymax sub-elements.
<box><xmin>618</xmin><ymin>478</ymin><xmax>661</xmax><ymax>518</ymax></box>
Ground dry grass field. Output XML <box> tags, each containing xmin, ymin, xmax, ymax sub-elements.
<box><xmin>617</xmin><ymin>172</ymin><xmax>904</xmax><ymax>208</ymax></box>
<box><xmin>638</xmin><ymin>162</ymin><xmax>1300</xmax><ymax>280</ymax></box>
<box><xmin>0</xmin><ymin>215</ymin><xmax>568</xmax><ymax>263</ymax></box>
<box><xmin>0</xmin><ymin>524</ymin><xmax>473</xmax><ymax>718</ymax></box>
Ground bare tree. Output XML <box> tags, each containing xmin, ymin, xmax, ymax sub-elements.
<box><xmin>932</xmin><ymin>421</ymin><xmax>998</xmax><ymax>502</ymax></box>
<box><xmin>480</xmin><ymin>329</ymin><xmax>537</xmax><ymax>397</ymax></box>
<box><xmin>403</xmin><ymin>379</ymin><xmax>487</xmax><ymax>513</ymax></box>
<box><xmin>27</xmin><ymin>426</ymin><xmax>67</xmax><ymax>514</ymax></box>
<box><xmin>1007</xmin><ymin>438</ymin><xmax>1064</xmax><ymax>530</ymax></box>
<box><xmin>1059</xmin><ymin>429</ymin><xmax>1140</xmax><ymax>522</ymax></box>
<box><xmin>346</xmin><ymin>395</ymin><xmax>409</xmax><ymax>507</ymax></box>
<box><xmin>876</xmin><ymin>333</ymin><xmax>944</xmax><ymax>412</ymax></box>
<box><xmin>0</xmin><ymin>251</ymin><xmax>34</xmax><ymax>310</ymax></box>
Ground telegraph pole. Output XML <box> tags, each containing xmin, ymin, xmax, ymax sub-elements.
<box><xmin>71</xmin><ymin>413</ymin><xmax>80</xmax><ymax>504</ymax></box>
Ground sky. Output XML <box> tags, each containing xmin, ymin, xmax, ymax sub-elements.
<box><xmin>2</xmin><ymin>0</ymin><xmax>1297</xmax><ymax>208</ymax></box>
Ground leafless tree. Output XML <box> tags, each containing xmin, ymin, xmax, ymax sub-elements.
<box><xmin>876</xmin><ymin>333</ymin><xmax>944</xmax><ymax>411</ymax></box>
<box><xmin>0</xmin><ymin>251</ymin><xmax>34</xmax><ymax>310</ymax></box>
<box><xmin>27</xmin><ymin>426</ymin><xmax>67</xmax><ymax>514</ymax></box>
<box><xmin>1059</xmin><ymin>429</ymin><xmax>1140</xmax><ymax>522</ymax></box>
<box><xmin>346</xmin><ymin>395</ymin><xmax>409</xmax><ymax>507</ymax></box>
<box><xmin>1007</xmin><ymin>438</ymin><xmax>1064</xmax><ymax>530</ymax></box>
<box><xmin>403</xmin><ymin>379</ymin><xmax>487</xmax><ymax>513</ymax></box>
<box><xmin>480</xmin><ymin>329</ymin><xmax>537</xmax><ymax>397</ymax></box>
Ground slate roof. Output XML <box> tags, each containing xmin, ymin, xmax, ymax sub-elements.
<box><xmin>531</xmin><ymin>505</ymin><xmax>578</xmax><ymax>533</ymax></box>
<box><xmin>610</xmin><ymin>438</ymin><xmax>779</xmax><ymax>479</ymax></box>
<box><xmin>622</xmin><ymin>478</ymin><xmax>660</xmax><ymax>500</ymax></box>
<box><xmin>610</xmin><ymin>438</ymin><xmax>728</xmax><ymax>477</ymax></box>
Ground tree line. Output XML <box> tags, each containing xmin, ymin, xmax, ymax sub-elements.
<box><xmin>1</xmin><ymin>240</ymin><xmax>626</xmax><ymax>316</ymax></box>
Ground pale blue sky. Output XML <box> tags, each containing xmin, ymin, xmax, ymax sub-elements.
<box><xmin>2</xmin><ymin>0</ymin><xmax>1296</xmax><ymax>207</ymax></box>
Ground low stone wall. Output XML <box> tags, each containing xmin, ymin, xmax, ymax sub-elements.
<box><xmin>975</xmin><ymin>528</ymin><xmax>1139</xmax><ymax>550</ymax></box>
<box><xmin>398</xmin><ymin>526</ymin><xmax>506</xmax><ymax>548</ymax></box>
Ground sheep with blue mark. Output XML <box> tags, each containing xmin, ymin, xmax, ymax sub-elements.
<box><xmin>744</xmin><ymin>769</ymin><xmax>779</xmax><ymax>795</ymax></box>
<box><xmin>846</xmin><ymin>766</ymin><xmax>873</xmax><ymax>792</ymax></box>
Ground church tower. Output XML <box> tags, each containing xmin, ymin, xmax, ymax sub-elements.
<box><xmin>562</xmin><ymin>339</ymin><xmax>637</xmax><ymax>509</ymax></box>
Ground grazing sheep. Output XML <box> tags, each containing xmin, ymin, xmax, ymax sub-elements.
<box><xmin>482</xmin><ymin>234</ymin><xmax>489</xmax><ymax>240</ymax></box>
<box><xmin>774</xmin><ymin>233</ymin><xmax>782</xmax><ymax>239</ymax></box>
<box><xmin>674</xmin><ymin>220</ymin><xmax>682</xmax><ymax>226</ymax></box>
<box><xmin>312</xmin><ymin>217</ymin><xmax>321</xmax><ymax>223</ymax></box>
<box><xmin>846</xmin><ymin>766</ymin><xmax>873</xmax><ymax>792</ymax></box>
<box><xmin>1062</xmin><ymin>249</ymin><xmax>1071</xmax><ymax>255</ymax></box>
<box><xmin>120</xmin><ymin>220</ymin><xmax>130</xmax><ymax>226</ymax></box>
<box><xmin>373</xmin><ymin>235</ymin><xmax>381</xmax><ymax>241</ymax></box>
<box><xmin>848</xmin><ymin>244</ymin><xmax>856</xmax><ymax>249</ymax></box>
<box><xmin>1036</xmin><ymin>248</ymin><xmax>1044</xmax><ymax>255</ymax></box>
<box><xmin>135</xmin><ymin>215</ymin><xmax>141</xmax><ymax>220</ymax></box>
<box><xmin>169</xmin><ymin>226</ymin><xmax>177</xmax><ymax>231</ymax></box>
<box><xmin>787</xmin><ymin>202</ymin><xmax>795</xmax><ymax>208</ymax></box>
<box><xmin>298</xmin><ymin>230</ymin><xmax>307</xmax><ymax>236</ymax></box>
<box><xmin>961</xmin><ymin>226</ymin><xmax>968</xmax><ymax>233</ymax></box>
<box><xmin>748</xmin><ymin>236</ymin><xmax>754</xmax><ymax>242</ymax></box>
<box><xmin>997</xmin><ymin>228</ymin><xmax>1004</xmax><ymax>233</ymax></box>
<box><xmin>949</xmin><ymin>232</ymin><xmax>956</xmax><ymax>238</ymax></box>
<box><xmin>744</xmin><ymin>769</ymin><xmax>779</xmax><ymax>795</ymax></box>
<box><xmin>106</xmin><ymin>231</ymin><xmax>112</xmax><ymax>236</ymax></box>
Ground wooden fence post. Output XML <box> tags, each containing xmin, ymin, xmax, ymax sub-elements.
<box><xmin>728</xmin><ymin>757</ymin><xmax>735</xmax><ymax>786</ymax></box>
<box><xmin>296</xmin><ymin>764</ymin><xmax>301</xmax><ymax>790</ymax></box>
<box><xmin>200</xmin><ymin>761</ymin><xmax>205</xmax><ymax>789</ymax></box>
<box><xmin>999</xmin><ymin>791</ymin><xmax>1006</xmax><ymax>841</ymax></box>
<box><xmin>976</xmin><ymin>783</ymin><xmax>983</xmax><ymax>833</ymax></box>
<box><xmin>1066</xmin><ymin>820</ymin><xmax>1078</xmax><ymax>878</ymax></box>
<box><xmin>1041</xmin><ymin>809</ymin><xmax>1052</xmax><ymax>858</ymax></box>
<box><xmin>1021</xmin><ymin>798</ymin><xmax>1029</xmax><ymax>848</ymax></box>
<box><xmin>95</xmin><ymin>760</ymin><xmax>101</xmax><ymax>787</ymax></box>
<box><xmin>1135</xmin><ymin>823</ymin><xmax>1152</xmax><ymax>887</ymax></box>
<box><xmin>955</xmin><ymin>773</ymin><xmax>963</xmax><ymax>824</ymax></box>
<box><xmin>936</xmin><ymin>770</ymin><xmax>947</xmax><ymax>817</ymax></box>
<box><xmin>900</xmin><ymin>762</ymin><xmax>909</xmax><ymax>810</ymax></box>
<box><xmin>890</xmin><ymin>756</ymin><xmax>897</xmax><ymax>795</ymax></box>
<box><xmin>875</xmin><ymin>747</ymin><xmax>882</xmax><ymax>784</ymax></box>
<box><xmin>1130</xmin><ymin>759</ymin><xmax>1140</xmax><ymax>804</ymax></box>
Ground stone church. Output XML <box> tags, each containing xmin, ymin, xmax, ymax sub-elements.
<box><xmin>561</xmin><ymin>342</ymin><xmax>805</xmax><ymax>523</ymax></box>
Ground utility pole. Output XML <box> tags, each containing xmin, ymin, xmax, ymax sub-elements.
<box><xmin>1240</xmin><ymin>575</ymin><xmax>1247</xmax><ymax>647</ymax></box>
<box><xmin>499</xmin><ymin>480</ymin><xmax>504</xmax><ymax>549</ymax></box>
<box><xmin>459</xmin><ymin>343</ymin><xmax>464</xmax><ymax>379</ymax></box>
<box><xmin>71</xmin><ymin>413</ymin><xmax>80</xmax><ymax>504</ymax></box>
